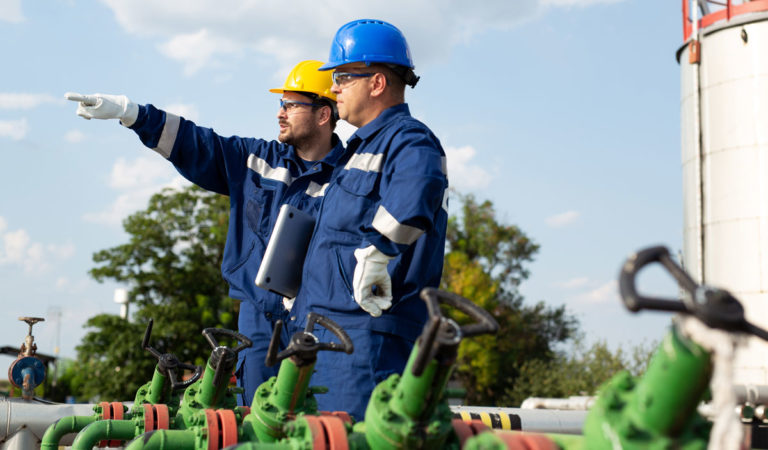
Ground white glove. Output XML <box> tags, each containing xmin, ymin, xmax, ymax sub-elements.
<box><xmin>64</xmin><ymin>92</ymin><xmax>139</xmax><ymax>127</ymax></box>
<box><xmin>353</xmin><ymin>245</ymin><xmax>394</xmax><ymax>317</ymax></box>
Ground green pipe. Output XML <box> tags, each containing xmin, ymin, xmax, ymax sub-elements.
<box><xmin>197</xmin><ymin>360</ymin><xmax>228</xmax><ymax>408</ymax></box>
<box><xmin>70</xmin><ymin>419</ymin><xmax>138</xmax><ymax>450</ymax></box>
<box><xmin>148</xmin><ymin>367</ymin><xmax>169</xmax><ymax>404</ymax></box>
<box><xmin>627</xmin><ymin>326</ymin><xmax>711</xmax><ymax>436</ymax></box>
<box><xmin>124</xmin><ymin>429</ymin><xmax>197</xmax><ymax>450</ymax></box>
<box><xmin>222</xmin><ymin>444</ymin><xmax>291</xmax><ymax>449</ymax></box>
<box><xmin>243</xmin><ymin>359</ymin><xmax>318</xmax><ymax>444</ymax></box>
<box><xmin>40</xmin><ymin>415</ymin><xmax>98</xmax><ymax>450</ymax></box>
<box><xmin>391</xmin><ymin>342</ymin><xmax>452</xmax><ymax>420</ymax></box>
<box><xmin>270</xmin><ymin>358</ymin><xmax>314</xmax><ymax>412</ymax></box>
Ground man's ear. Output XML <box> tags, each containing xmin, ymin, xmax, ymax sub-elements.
<box><xmin>369</xmin><ymin>72</ymin><xmax>388</xmax><ymax>98</ymax></box>
<box><xmin>317</xmin><ymin>105</ymin><xmax>331</xmax><ymax>126</ymax></box>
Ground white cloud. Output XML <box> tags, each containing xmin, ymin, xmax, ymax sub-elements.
<box><xmin>0</xmin><ymin>0</ymin><xmax>24</xmax><ymax>23</ymax></box>
<box><xmin>55</xmin><ymin>277</ymin><xmax>69</xmax><ymax>289</ymax></box>
<box><xmin>54</xmin><ymin>276</ymin><xmax>92</xmax><ymax>294</ymax></box>
<box><xmin>108</xmin><ymin>155</ymin><xmax>178</xmax><ymax>189</ymax></box>
<box><xmin>557</xmin><ymin>277</ymin><xmax>590</xmax><ymax>289</ymax></box>
<box><xmin>159</xmin><ymin>29</ymin><xmax>241</xmax><ymax>76</ymax></box>
<box><xmin>163</xmin><ymin>103</ymin><xmax>200</xmax><ymax>122</ymax></box>
<box><xmin>84</xmin><ymin>156</ymin><xmax>191</xmax><ymax>226</ymax></box>
<box><xmin>0</xmin><ymin>224</ymin><xmax>75</xmax><ymax>274</ymax></box>
<box><xmin>575</xmin><ymin>280</ymin><xmax>618</xmax><ymax>305</ymax></box>
<box><xmin>0</xmin><ymin>118</ymin><xmax>29</xmax><ymax>140</ymax></box>
<box><xmin>64</xmin><ymin>129</ymin><xmax>86</xmax><ymax>143</ymax></box>
<box><xmin>100</xmin><ymin>0</ymin><xmax>542</xmax><ymax>77</ymax></box>
<box><xmin>0</xmin><ymin>93</ymin><xmax>58</xmax><ymax>109</ymax></box>
<box><xmin>445</xmin><ymin>145</ymin><xmax>492</xmax><ymax>190</ymax></box>
<box><xmin>543</xmin><ymin>0</ymin><xmax>623</xmax><ymax>6</ymax></box>
<box><xmin>545</xmin><ymin>210</ymin><xmax>580</xmax><ymax>228</ymax></box>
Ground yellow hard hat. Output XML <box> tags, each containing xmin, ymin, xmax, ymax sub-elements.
<box><xmin>269</xmin><ymin>60</ymin><xmax>337</xmax><ymax>102</ymax></box>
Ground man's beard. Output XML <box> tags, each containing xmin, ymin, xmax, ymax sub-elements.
<box><xmin>279</xmin><ymin>123</ymin><xmax>313</xmax><ymax>149</ymax></box>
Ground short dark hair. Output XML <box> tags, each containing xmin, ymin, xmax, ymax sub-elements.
<box><xmin>374</xmin><ymin>64</ymin><xmax>419</xmax><ymax>89</ymax></box>
<box><xmin>295</xmin><ymin>91</ymin><xmax>338</xmax><ymax>131</ymax></box>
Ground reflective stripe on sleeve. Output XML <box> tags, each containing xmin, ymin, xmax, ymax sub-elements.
<box><xmin>372</xmin><ymin>205</ymin><xmax>424</xmax><ymax>245</ymax></box>
<box><xmin>305</xmin><ymin>181</ymin><xmax>328</xmax><ymax>198</ymax></box>
<box><xmin>441</xmin><ymin>156</ymin><xmax>448</xmax><ymax>175</ymax></box>
<box><xmin>442</xmin><ymin>189</ymin><xmax>449</xmax><ymax>213</ymax></box>
<box><xmin>247</xmin><ymin>154</ymin><xmax>294</xmax><ymax>185</ymax></box>
<box><xmin>344</xmin><ymin>152</ymin><xmax>384</xmax><ymax>173</ymax></box>
<box><xmin>152</xmin><ymin>113</ymin><xmax>181</xmax><ymax>159</ymax></box>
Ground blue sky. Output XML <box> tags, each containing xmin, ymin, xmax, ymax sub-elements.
<box><xmin>1</xmin><ymin>0</ymin><xmax>683</xmax><ymax>361</ymax></box>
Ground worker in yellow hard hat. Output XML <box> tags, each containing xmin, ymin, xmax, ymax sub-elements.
<box><xmin>65</xmin><ymin>60</ymin><xmax>345</xmax><ymax>406</ymax></box>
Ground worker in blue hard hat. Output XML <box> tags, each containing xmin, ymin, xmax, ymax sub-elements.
<box><xmin>287</xmin><ymin>19</ymin><xmax>449</xmax><ymax>420</ymax></box>
<box><xmin>65</xmin><ymin>61</ymin><xmax>345</xmax><ymax>407</ymax></box>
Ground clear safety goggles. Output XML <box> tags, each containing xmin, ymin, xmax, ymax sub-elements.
<box><xmin>279</xmin><ymin>99</ymin><xmax>320</xmax><ymax>112</ymax></box>
<box><xmin>332</xmin><ymin>72</ymin><xmax>375</xmax><ymax>86</ymax></box>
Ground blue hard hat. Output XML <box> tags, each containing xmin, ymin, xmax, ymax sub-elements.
<box><xmin>319</xmin><ymin>19</ymin><xmax>415</xmax><ymax>71</ymax></box>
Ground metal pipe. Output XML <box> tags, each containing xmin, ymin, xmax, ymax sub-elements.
<box><xmin>733</xmin><ymin>385</ymin><xmax>768</xmax><ymax>405</ymax></box>
<box><xmin>692</xmin><ymin>0</ymin><xmax>705</xmax><ymax>284</ymax></box>
<box><xmin>0</xmin><ymin>397</ymin><xmax>98</xmax><ymax>444</ymax></box>
<box><xmin>519</xmin><ymin>396</ymin><xmax>595</xmax><ymax>411</ymax></box>
<box><xmin>70</xmin><ymin>419</ymin><xmax>138</xmax><ymax>450</ymax></box>
<box><xmin>40</xmin><ymin>415</ymin><xmax>97</xmax><ymax>449</ymax></box>
<box><xmin>450</xmin><ymin>406</ymin><xmax>587</xmax><ymax>435</ymax></box>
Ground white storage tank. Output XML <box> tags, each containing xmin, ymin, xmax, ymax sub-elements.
<box><xmin>679</xmin><ymin>0</ymin><xmax>768</xmax><ymax>383</ymax></box>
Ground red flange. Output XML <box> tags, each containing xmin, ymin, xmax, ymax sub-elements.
<box><xmin>154</xmin><ymin>404</ymin><xmax>170</xmax><ymax>430</ymax></box>
<box><xmin>452</xmin><ymin>419</ymin><xmax>475</xmax><ymax>447</ymax></box>
<box><xmin>217</xmin><ymin>409</ymin><xmax>238</xmax><ymax>447</ymax></box>
<box><xmin>143</xmin><ymin>403</ymin><xmax>156</xmax><ymax>432</ymax></box>
<box><xmin>494</xmin><ymin>431</ymin><xmax>559</xmax><ymax>450</ymax></box>
<box><xmin>205</xmin><ymin>409</ymin><xmax>220</xmax><ymax>450</ymax></box>
<box><xmin>518</xmin><ymin>433</ymin><xmax>559</xmax><ymax>450</ymax></box>
<box><xmin>303</xmin><ymin>415</ymin><xmax>328</xmax><ymax>450</ymax></box>
<box><xmin>318</xmin><ymin>415</ymin><xmax>349</xmax><ymax>450</ymax></box>
<box><xmin>108</xmin><ymin>402</ymin><xmax>124</xmax><ymax>447</ymax></box>
<box><xmin>98</xmin><ymin>402</ymin><xmax>112</xmax><ymax>447</ymax></box>
<box><xmin>468</xmin><ymin>420</ymin><xmax>489</xmax><ymax>435</ymax></box>
<box><xmin>320</xmin><ymin>410</ymin><xmax>353</xmax><ymax>424</ymax></box>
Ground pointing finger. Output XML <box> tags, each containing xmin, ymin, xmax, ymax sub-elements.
<box><xmin>64</xmin><ymin>92</ymin><xmax>98</xmax><ymax>106</ymax></box>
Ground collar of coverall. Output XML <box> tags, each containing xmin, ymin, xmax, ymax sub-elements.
<box><xmin>280</xmin><ymin>132</ymin><xmax>346</xmax><ymax>169</ymax></box>
<box><xmin>347</xmin><ymin>103</ymin><xmax>410</xmax><ymax>143</ymax></box>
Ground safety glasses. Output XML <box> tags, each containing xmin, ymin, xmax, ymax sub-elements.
<box><xmin>279</xmin><ymin>99</ymin><xmax>319</xmax><ymax>112</ymax></box>
<box><xmin>332</xmin><ymin>72</ymin><xmax>375</xmax><ymax>86</ymax></box>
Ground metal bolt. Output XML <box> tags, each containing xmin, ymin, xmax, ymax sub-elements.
<box><xmin>755</xmin><ymin>404</ymin><xmax>767</xmax><ymax>422</ymax></box>
<box><xmin>739</xmin><ymin>404</ymin><xmax>755</xmax><ymax>422</ymax></box>
<box><xmin>606</xmin><ymin>391</ymin><xmax>624</xmax><ymax>410</ymax></box>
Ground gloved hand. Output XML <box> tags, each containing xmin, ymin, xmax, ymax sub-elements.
<box><xmin>353</xmin><ymin>245</ymin><xmax>394</xmax><ymax>317</ymax></box>
<box><xmin>64</xmin><ymin>92</ymin><xmax>139</xmax><ymax>127</ymax></box>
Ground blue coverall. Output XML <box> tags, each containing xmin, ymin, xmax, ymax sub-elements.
<box><xmin>128</xmin><ymin>104</ymin><xmax>347</xmax><ymax>406</ymax></box>
<box><xmin>289</xmin><ymin>103</ymin><xmax>449</xmax><ymax>420</ymax></box>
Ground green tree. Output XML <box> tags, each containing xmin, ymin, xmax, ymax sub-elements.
<box><xmin>442</xmin><ymin>193</ymin><xmax>579</xmax><ymax>405</ymax></box>
<box><xmin>73</xmin><ymin>185</ymin><xmax>236</xmax><ymax>401</ymax></box>
<box><xmin>504</xmin><ymin>338</ymin><xmax>655</xmax><ymax>406</ymax></box>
